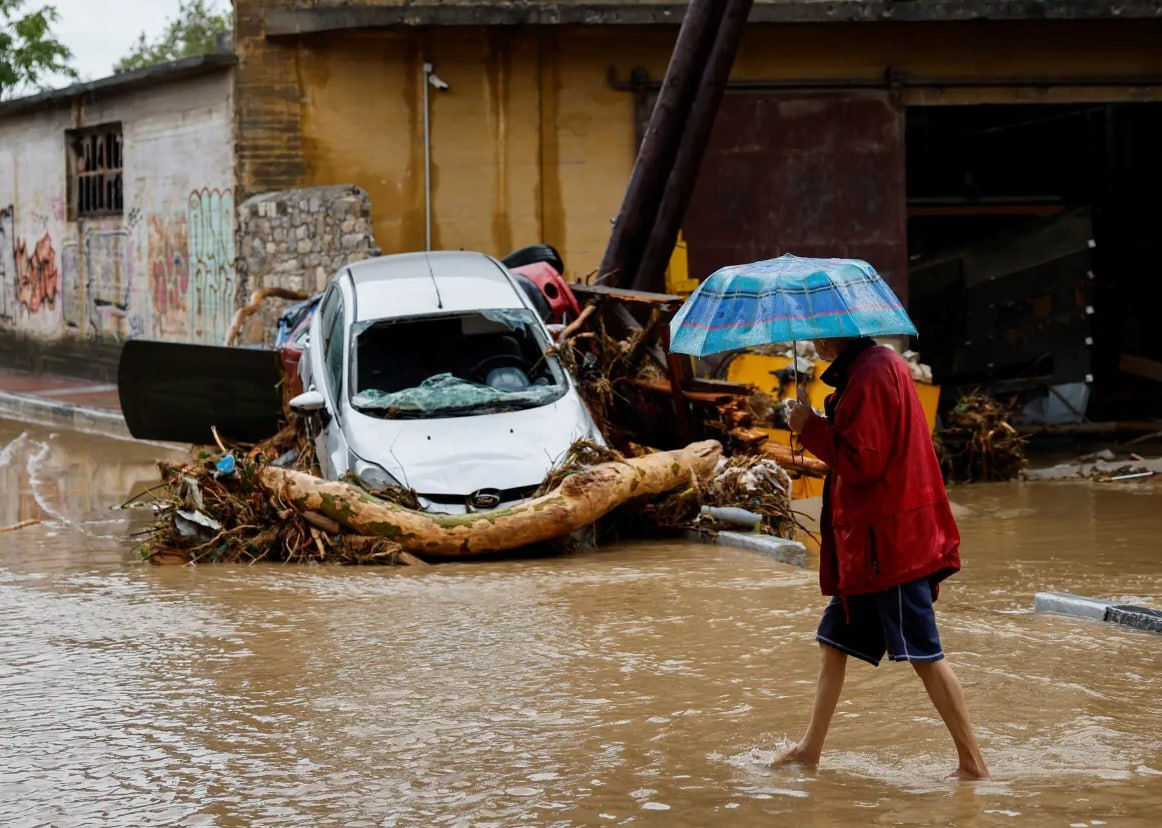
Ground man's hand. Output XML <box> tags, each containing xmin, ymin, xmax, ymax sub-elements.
<box><xmin>786</xmin><ymin>400</ymin><xmax>813</xmax><ymax>434</ymax></box>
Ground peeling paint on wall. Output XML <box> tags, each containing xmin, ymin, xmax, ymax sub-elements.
<box><xmin>61</xmin><ymin>227</ymin><xmax>132</xmax><ymax>338</ymax></box>
<box><xmin>85</xmin><ymin>228</ymin><xmax>131</xmax><ymax>336</ymax></box>
<box><xmin>0</xmin><ymin>206</ymin><xmax>15</xmax><ymax>325</ymax></box>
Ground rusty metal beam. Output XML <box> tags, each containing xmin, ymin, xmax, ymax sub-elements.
<box><xmin>265</xmin><ymin>2</ymin><xmax>1162</xmax><ymax>36</ymax></box>
<box><xmin>598</xmin><ymin>0</ymin><xmax>725</xmax><ymax>287</ymax></box>
<box><xmin>634</xmin><ymin>0</ymin><xmax>754</xmax><ymax>292</ymax></box>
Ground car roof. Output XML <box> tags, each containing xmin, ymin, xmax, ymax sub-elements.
<box><xmin>344</xmin><ymin>251</ymin><xmax>528</xmax><ymax>322</ymax></box>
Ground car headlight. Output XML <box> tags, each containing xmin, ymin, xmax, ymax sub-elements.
<box><xmin>351</xmin><ymin>456</ymin><xmax>400</xmax><ymax>492</ymax></box>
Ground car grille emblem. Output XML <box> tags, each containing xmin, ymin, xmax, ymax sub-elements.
<box><xmin>469</xmin><ymin>489</ymin><xmax>502</xmax><ymax>509</ymax></box>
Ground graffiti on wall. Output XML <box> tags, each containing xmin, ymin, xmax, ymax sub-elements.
<box><xmin>147</xmin><ymin>213</ymin><xmax>189</xmax><ymax>336</ymax></box>
<box><xmin>61</xmin><ymin>227</ymin><xmax>131</xmax><ymax>338</ymax></box>
<box><xmin>187</xmin><ymin>187</ymin><xmax>235</xmax><ymax>343</ymax></box>
<box><xmin>15</xmin><ymin>234</ymin><xmax>60</xmax><ymax>313</ymax></box>
<box><xmin>0</xmin><ymin>205</ymin><xmax>61</xmax><ymax>323</ymax></box>
<box><xmin>3</xmin><ymin>184</ymin><xmax>234</xmax><ymax>343</ymax></box>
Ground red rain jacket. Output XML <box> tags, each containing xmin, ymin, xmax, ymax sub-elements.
<box><xmin>799</xmin><ymin>343</ymin><xmax>960</xmax><ymax>597</ymax></box>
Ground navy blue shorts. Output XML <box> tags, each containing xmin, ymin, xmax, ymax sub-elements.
<box><xmin>816</xmin><ymin>577</ymin><xmax>945</xmax><ymax>667</ymax></box>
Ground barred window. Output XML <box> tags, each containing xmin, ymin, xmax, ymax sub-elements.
<box><xmin>68</xmin><ymin>124</ymin><xmax>123</xmax><ymax>218</ymax></box>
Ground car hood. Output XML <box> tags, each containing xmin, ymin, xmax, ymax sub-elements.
<box><xmin>343</xmin><ymin>391</ymin><xmax>599</xmax><ymax>496</ymax></box>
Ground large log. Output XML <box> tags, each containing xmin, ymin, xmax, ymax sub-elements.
<box><xmin>258</xmin><ymin>441</ymin><xmax>723</xmax><ymax>560</ymax></box>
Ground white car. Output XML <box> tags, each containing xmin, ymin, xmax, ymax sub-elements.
<box><xmin>289</xmin><ymin>251</ymin><xmax>602</xmax><ymax>514</ymax></box>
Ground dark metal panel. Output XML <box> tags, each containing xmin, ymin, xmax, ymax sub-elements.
<box><xmin>678</xmin><ymin>90</ymin><xmax>909</xmax><ymax>302</ymax></box>
<box><xmin>118</xmin><ymin>341</ymin><xmax>284</xmax><ymax>444</ymax></box>
<box><xmin>909</xmin><ymin>208</ymin><xmax>1094</xmax><ymax>391</ymax></box>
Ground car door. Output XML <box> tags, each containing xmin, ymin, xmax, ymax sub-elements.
<box><xmin>309</xmin><ymin>282</ymin><xmax>351</xmax><ymax>478</ymax></box>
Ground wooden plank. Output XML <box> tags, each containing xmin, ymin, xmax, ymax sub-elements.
<box><xmin>685</xmin><ymin>377</ymin><xmax>754</xmax><ymax>395</ymax></box>
<box><xmin>1119</xmin><ymin>353</ymin><xmax>1162</xmax><ymax>384</ymax></box>
<box><xmin>628</xmin><ymin>377</ymin><xmax>735</xmax><ymax>405</ymax></box>
<box><xmin>569</xmin><ymin>282</ymin><xmax>684</xmax><ymax>309</ymax></box>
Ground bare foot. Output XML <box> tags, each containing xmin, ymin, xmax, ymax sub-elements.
<box><xmin>946</xmin><ymin>764</ymin><xmax>990</xmax><ymax>781</ymax></box>
<box><xmin>774</xmin><ymin>744</ymin><xmax>820</xmax><ymax>767</ymax></box>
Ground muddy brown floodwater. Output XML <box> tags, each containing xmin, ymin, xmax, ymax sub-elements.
<box><xmin>1</xmin><ymin>418</ymin><xmax>1160</xmax><ymax>826</ymax></box>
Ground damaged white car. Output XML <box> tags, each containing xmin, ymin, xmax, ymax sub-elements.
<box><xmin>288</xmin><ymin>251</ymin><xmax>602</xmax><ymax>514</ymax></box>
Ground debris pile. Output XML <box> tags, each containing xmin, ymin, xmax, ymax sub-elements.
<box><xmin>1023</xmin><ymin>448</ymin><xmax>1162</xmax><ymax>483</ymax></box>
<box><xmin>138</xmin><ymin>291</ymin><xmax>819</xmax><ymax>566</ymax></box>
<box><xmin>703</xmin><ymin>456</ymin><xmax>798</xmax><ymax>537</ymax></box>
<box><xmin>936</xmin><ymin>393</ymin><xmax>1027</xmax><ymax>483</ymax></box>
<box><xmin>138</xmin><ymin>437</ymin><xmax>731</xmax><ymax>565</ymax></box>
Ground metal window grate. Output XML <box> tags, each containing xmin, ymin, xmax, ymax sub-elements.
<box><xmin>70</xmin><ymin>126</ymin><xmax>123</xmax><ymax>217</ymax></box>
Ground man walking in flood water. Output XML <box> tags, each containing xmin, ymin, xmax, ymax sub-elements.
<box><xmin>780</xmin><ymin>336</ymin><xmax>989</xmax><ymax>780</ymax></box>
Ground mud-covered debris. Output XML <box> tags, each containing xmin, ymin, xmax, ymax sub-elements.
<box><xmin>936</xmin><ymin>393</ymin><xmax>1026</xmax><ymax>483</ymax></box>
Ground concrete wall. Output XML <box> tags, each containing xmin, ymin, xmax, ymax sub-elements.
<box><xmin>233</xmin><ymin>9</ymin><xmax>1162</xmax><ymax>283</ymax></box>
<box><xmin>0</xmin><ymin>67</ymin><xmax>236</xmax><ymax>358</ymax></box>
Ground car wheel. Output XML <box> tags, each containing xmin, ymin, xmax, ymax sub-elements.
<box><xmin>502</xmin><ymin>244</ymin><xmax>565</xmax><ymax>275</ymax></box>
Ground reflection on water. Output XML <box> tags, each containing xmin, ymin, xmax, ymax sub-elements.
<box><xmin>1</xmin><ymin>419</ymin><xmax>1160</xmax><ymax>825</ymax></box>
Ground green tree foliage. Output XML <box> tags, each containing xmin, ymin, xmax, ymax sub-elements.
<box><xmin>114</xmin><ymin>0</ymin><xmax>232</xmax><ymax>74</ymax></box>
<box><xmin>0</xmin><ymin>0</ymin><xmax>76</xmax><ymax>99</ymax></box>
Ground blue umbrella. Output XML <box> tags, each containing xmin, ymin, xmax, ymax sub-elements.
<box><xmin>668</xmin><ymin>254</ymin><xmax>917</xmax><ymax>357</ymax></box>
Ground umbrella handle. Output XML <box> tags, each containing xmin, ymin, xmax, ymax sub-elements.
<box><xmin>793</xmin><ymin>339</ymin><xmax>809</xmax><ymax>405</ymax></box>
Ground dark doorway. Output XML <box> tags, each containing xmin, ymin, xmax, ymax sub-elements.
<box><xmin>906</xmin><ymin>102</ymin><xmax>1162</xmax><ymax>421</ymax></box>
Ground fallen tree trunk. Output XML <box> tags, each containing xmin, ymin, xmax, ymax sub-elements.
<box><xmin>259</xmin><ymin>440</ymin><xmax>723</xmax><ymax>559</ymax></box>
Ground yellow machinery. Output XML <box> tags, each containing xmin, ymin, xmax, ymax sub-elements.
<box><xmin>726</xmin><ymin>353</ymin><xmax>942</xmax><ymax>499</ymax></box>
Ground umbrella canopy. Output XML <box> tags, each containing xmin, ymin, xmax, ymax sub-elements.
<box><xmin>668</xmin><ymin>254</ymin><xmax>917</xmax><ymax>357</ymax></box>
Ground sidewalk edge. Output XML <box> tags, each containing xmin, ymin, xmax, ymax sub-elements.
<box><xmin>0</xmin><ymin>389</ymin><xmax>132</xmax><ymax>441</ymax></box>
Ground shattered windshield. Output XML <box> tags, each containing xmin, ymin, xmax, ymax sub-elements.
<box><xmin>349</xmin><ymin>309</ymin><xmax>568</xmax><ymax>418</ymax></box>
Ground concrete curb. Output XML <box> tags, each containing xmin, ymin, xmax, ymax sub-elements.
<box><xmin>687</xmin><ymin>529</ymin><xmax>809</xmax><ymax>568</ymax></box>
<box><xmin>1034</xmin><ymin>591</ymin><xmax>1162</xmax><ymax>634</ymax></box>
<box><xmin>0</xmin><ymin>389</ymin><xmax>132</xmax><ymax>441</ymax></box>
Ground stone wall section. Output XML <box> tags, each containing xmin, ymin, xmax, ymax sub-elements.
<box><xmin>237</xmin><ymin>184</ymin><xmax>381</xmax><ymax>340</ymax></box>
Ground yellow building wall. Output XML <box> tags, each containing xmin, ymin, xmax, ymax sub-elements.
<box><xmin>234</xmin><ymin>15</ymin><xmax>1162</xmax><ymax>281</ymax></box>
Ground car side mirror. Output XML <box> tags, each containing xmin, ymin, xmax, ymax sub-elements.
<box><xmin>289</xmin><ymin>389</ymin><xmax>326</xmax><ymax>413</ymax></box>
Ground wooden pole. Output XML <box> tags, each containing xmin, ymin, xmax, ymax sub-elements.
<box><xmin>634</xmin><ymin>0</ymin><xmax>755</xmax><ymax>292</ymax></box>
<box><xmin>598</xmin><ymin>0</ymin><xmax>726</xmax><ymax>287</ymax></box>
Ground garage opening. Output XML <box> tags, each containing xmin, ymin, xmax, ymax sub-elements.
<box><xmin>906</xmin><ymin>102</ymin><xmax>1162</xmax><ymax>423</ymax></box>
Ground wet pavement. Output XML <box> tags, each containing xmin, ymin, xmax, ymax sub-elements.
<box><xmin>0</xmin><ymin>367</ymin><xmax>120</xmax><ymax>411</ymax></box>
<box><xmin>1</xmin><ymin>417</ymin><xmax>1160</xmax><ymax>826</ymax></box>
